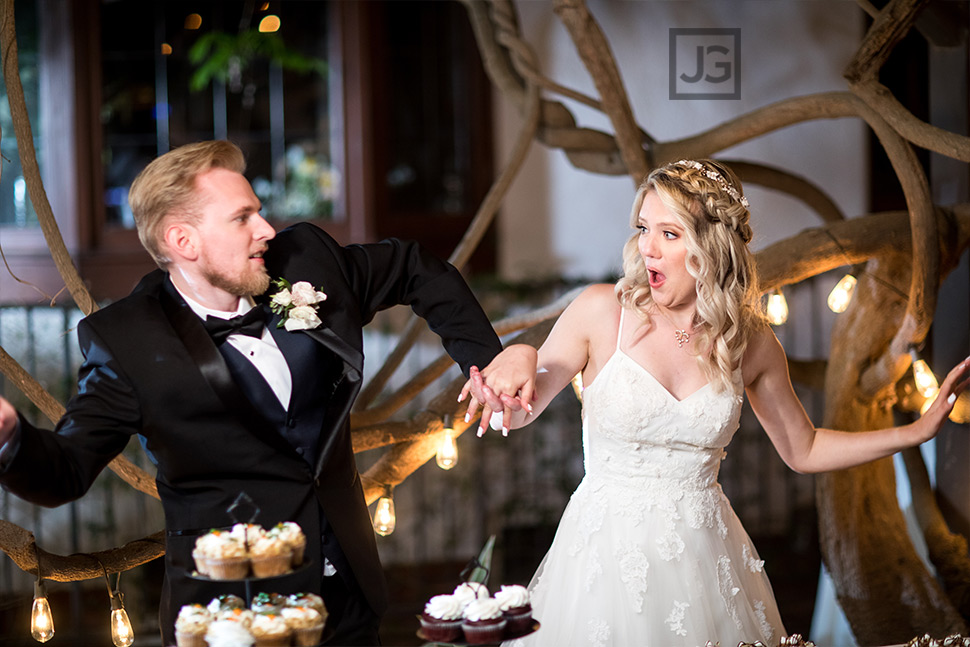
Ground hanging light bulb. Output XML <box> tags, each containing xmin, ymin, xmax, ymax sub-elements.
<box><xmin>30</xmin><ymin>580</ymin><xmax>54</xmax><ymax>642</ymax></box>
<box><xmin>436</xmin><ymin>415</ymin><xmax>458</xmax><ymax>470</ymax></box>
<box><xmin>920</xmin><ymin>386</ymin><xmax>940</xmax><ymax>415</ymax></box>
<box><xmin>373</xmin><ymin>487</ymin><xmax>396</xmax><ymax>536</ymax></box>
<box><xmin>910</xmin><ymin>349</ymin><xmax>940</xmax><ymax>398</ymax></box>
<box><xmin>765</xmin><ymin>290</ymin><xmax>789</xmax><ymax>326</ymax></box>
<box><xmin>109</xmin><ymin>592</ymin><xmax>134</xmax><ymax>647</ymax></box>
<box><xmin>827</xmin><ymin>274</ymin><xmax>857</xmax><ymax>313</ymax></box>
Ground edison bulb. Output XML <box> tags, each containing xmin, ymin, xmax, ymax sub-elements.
<box><xmin>110</xmin><ymin>595</ymin><xmax>134</xmax><ymax>647</ymax></box>
<box><xmin>827</xmin><ymin>274</ymin><xmax>857</xmax><ymax>313</ymax></box>
<box><xmin>436</xmin><ymin>430</ymin><xmax>458</xmax><ymax>470</ymax></box>
<box><xmin>373</xmin><ymin>495</ymin><xmax>396</xmax><ymax>536</ymax></box>
<box><xmin>766</xmin><ymin>291</ymin><xmax>789</xmax><ymax>326</ymax></box>
<box><xmin>913</xmin><ymin>359</ymin><xmax>939</xmax><ymax>398</ymax></box>
<box><xmin>30</xmin><ymin>582</ymin><xmax>54</xmax><ymax>642</ymax></box>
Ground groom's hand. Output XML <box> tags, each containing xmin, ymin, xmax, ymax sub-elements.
<box><xmin>459</xmin><ymin>345</ymin><xmax>537</xmax><ymax>436</ymax></box>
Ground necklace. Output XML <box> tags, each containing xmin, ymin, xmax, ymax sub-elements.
<box><xmin>654</xmin><ymin>307</ymin><xmax>691</xmax><ymax>348</ymax></box>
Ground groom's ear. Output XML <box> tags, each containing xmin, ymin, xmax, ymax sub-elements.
<box><xmin>163</xmin><ymin>220</ymin><xmax>200</xmax><ymax>263</ymax></box>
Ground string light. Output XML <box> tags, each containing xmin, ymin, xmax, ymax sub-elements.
<box><xmin>109</xmin><ymin>592</ymin><xmax>134</xmax><ymax>647</ymax></box>
<box><xmin>910</xmin><ymin>349</ymin><xmax>939</xmax><ymax>398</ymax></box>
<box><xmin>436</xmin><ymin>414</ymin><xmax>458</xmax><ymax>470</ymax></box>
<box><xmin>920</xmin><ymin>387</ymin><xmax>939</xmax><ymax>415</ymax></box>
<box><xmin>373</xmin><ymin>486</ymin><xmax>396</xmax><ymax>536</ymax></box>
<box><xmin>30</xmin><ymin>550</ymin><xmax>54</xmax><ymax>643</ymax></box>
<box><xmin>184</xmin><ymin>13</ymin><xmax>202</xmax><ymax>30</ymax></box>
<box><xmin>827</xmin><ymin>274</ymin><xmax>857</xmax><ymax>313</ymax></box>
<box><xmin>100</xmin><ymin>562</ymin><xmax>134</xmax><ymax>647</ymax></box>
<box><xmin>258</xmin><ymin>15</ymin><xmax>281</xmax><ymax>32</ymax></box>
<box><xmin>765</xmin><ymin>290</ymin><xmax>789</xmax><ymax>326</ymax></box>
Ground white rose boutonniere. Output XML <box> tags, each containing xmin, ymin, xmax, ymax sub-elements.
<box><xmin>269</xmin><ymin>278</ymin><xmax>327</xmax><ymax>331</ymax></box>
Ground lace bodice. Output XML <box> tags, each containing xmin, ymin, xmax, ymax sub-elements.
<box><xmin>582</xmin><ymin>348</ymin><xmax>743</xmax><ymax>494</ymax></box>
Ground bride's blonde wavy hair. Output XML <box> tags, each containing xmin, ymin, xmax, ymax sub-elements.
<box><xmin>616</xmin><ymin>159</ymin><xmax>764</xmax><ymax>393</ymax></box>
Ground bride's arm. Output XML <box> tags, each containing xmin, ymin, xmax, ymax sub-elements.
<box><xmin>744</xmin><ymin>325</ymin><xmax>970</xmax><ymax>474</ymax></box>
<box><xmin>461</xmin><ymin>285</ymin><xmax>605</xmax><ymax>435</ymax></box>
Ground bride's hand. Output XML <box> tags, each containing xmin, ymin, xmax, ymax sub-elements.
<box><xmin>913</xmin><ymin>355</ymin><xmax>970</xmax><ymax>442</ymax></box>
<box><xmin>459</xmin><ymin>345</ymin><xmax>538</xmax><ymax>436</ymax></box>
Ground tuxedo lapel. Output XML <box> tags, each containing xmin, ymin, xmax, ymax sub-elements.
<box><xmin>158</xmin><ymin>280</ymin><xmax>299</xmax><ymax>459</ymax></box>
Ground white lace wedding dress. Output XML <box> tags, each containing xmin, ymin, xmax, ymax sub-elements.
<box><xmin>506</xmin><ymin>312</ymin><xmax>786</xmax><ymax>647</ymax></box>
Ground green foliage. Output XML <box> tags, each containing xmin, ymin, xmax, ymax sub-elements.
<box><xmin>188</xmin><ymin>29</ymin><xmax>326</xmax><ymax>92</ymax></box>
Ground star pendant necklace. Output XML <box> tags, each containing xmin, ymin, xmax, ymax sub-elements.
<box><xmin>654</xmin><ymin>307</ymin><xmax>691</xmax><ymax>349</ymax></box>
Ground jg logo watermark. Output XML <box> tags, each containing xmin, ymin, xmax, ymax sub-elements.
<box><xmin>669</xmin><ymin>28</ymin><xmax>741</xmax><ymax>100</ymax></box>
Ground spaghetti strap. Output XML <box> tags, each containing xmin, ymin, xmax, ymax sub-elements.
<box><xmin>616</xmin><ymin>307</ymin><xmax>625</xmax><ymax>352</ymax></box>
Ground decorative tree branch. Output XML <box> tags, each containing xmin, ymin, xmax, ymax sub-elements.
<box><xmin>0</xmin><ymin>520</ymin><xmax>164</xmax><ymax>582</ymax></box>
<box><xmin>552</xmin><ymin>0</ymin><xmax>650</xmax><ymax>182</ymax></box>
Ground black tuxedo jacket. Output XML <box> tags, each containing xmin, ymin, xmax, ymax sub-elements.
<box><xmin>0</xmin><ymin>223</ymin><xmax>502</xmax><ymax>640</ymax></box>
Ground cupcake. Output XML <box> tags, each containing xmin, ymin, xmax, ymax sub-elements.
<box><xmin>284</xmin><ymin>592</ymin><xmax>327</xmax><ymax>619</ymax></box>
<box><xmin>210</xmin><ymin>607</ymin><xmax>255</xmax><ymax>630</ymax></box>
<box><xmin>193</xmin><ymin>529</ymin><xmax>230</xmax><ymax>576</ymax></box>
<box><xmin>461</xmin><ymin>598</ymin><xmax>507</xmax><ymax>645</ymax></box>
<box><xmin>250</xmin><ymin>612</ymin><xmax>291</xmax><ymax>647</ymax></box>
<box><xmin>230</xmin><ymin>523</ymin><xmax>266</xmax><ymax>548</ymax></box>
<box><xmin>204</xmin><ymin>532</ymin><xmax>249</xmax><ymax>580</ymax></box>
<box><xmin>272</xmin><ymin>522</ymin><xmax>307</xmax><ymax>567</ymax></box>
<box><xmin>206</xmin><ymin>594</ymin><xmax>246</xmax><ymax>615</ymax></box>
<box><xmin>494</xmin><ymin>584</ymin><xmax>534</xmax><ymax>634</ymax></box>
<box><xmin>174</xmin><ymin>604</ymin><xmax>211</xmax><ymax>647</ymax></box>
<box><xmin>418</xmin><ymin>594</ymin><xmax>464</xmax><ymax>643</ymax></box>
<box><xmin>251</xmin><ymin>592</ymin><xmax>285</xmax><ymax>615</ymax></box>
<box><xmin>205</xmin><ymin>618</ymin><xmax>255</xmax><ymax>647</ymax></box>
<box><xmin>281</xmin><ymin>606</ymin><xmax>326</xmax><ymax>646</ymax></box>
<box><xmin>249</xmin><ymin>534</ymin><xmax>293</xmax><ymax>578</ymax></box>
<box><xmin>453</xmin><ymin>582</ymin><xmax>489</xmax><ymax>610</ymax></box>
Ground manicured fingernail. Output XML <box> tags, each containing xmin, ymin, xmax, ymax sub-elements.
<box><xmin>948</xmin><ymin>393</ymin><xmax>957</xmax><ymax>405</ymax></box>
<box><xmin>476</xmin><ymin>427</ymin><xmax>485</xmax><ymax>438</ymax></box>
<box><xmin>464</xmin><ymin>413</ymin><xmax>471</xmax><ymax>424</ymax></box>
<box><xmin>502</xmin><ymin>427</ymin><xmax>509</xmax><ymax>437</ymax></box>
<box><xmin>526</xmin><ymin>403</ymin><xmax>533</xmax><ymax>413</ymax></box>
<box><xmin>457</xmin><ymin>393</ymin><xmax>465</xmax><ymax>403</ymax></box>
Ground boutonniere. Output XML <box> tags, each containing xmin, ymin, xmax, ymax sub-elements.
<box><xmin>269</xmin><ymin>278</ymin><xmax>328</xmax><ymax>331</ymax></box>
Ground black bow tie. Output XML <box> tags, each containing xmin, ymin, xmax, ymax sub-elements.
<box><xmin>203</xmin><ymin>307</ymin><xmax>266</xmax><ymax>345</ymax></box>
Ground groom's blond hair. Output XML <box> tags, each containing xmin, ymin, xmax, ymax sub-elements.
<box><xmin>129</xmin><ymin>140</ymin><xmax>247</xmax><ymax>268</ymax></box>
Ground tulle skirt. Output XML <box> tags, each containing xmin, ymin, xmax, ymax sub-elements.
<box><xmin>504</xmin><ymin>477</ymin><xmax>786</xmax><ymax>647</ymax></box>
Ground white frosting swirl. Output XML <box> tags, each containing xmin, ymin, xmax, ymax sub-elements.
<box><xmin>494</xmin><ymin>584</ymin><xmax>530</xmax><ymax>611</ymax></box>
<box><xmin>463</xmin><ymin>598</ymin><xmax>503</xmax><ymax>622</ymax></box>
<box><xmin>452</xmin><ymin>582</ymin><xmax>489</xmax><ymax>607</ymax></box>
<box><xmin>175</xmin><ymin>604</ymin><xmax>211</xmax><ymax>633</ymax></box>
<box><xmin>424</xmin><ymin>594</ymin><xmax>464</xmax><ymax>621</ymax></box>
<box><xmin>205</xmin><ymin>619</ymin><xmax>255</xmax><ymax>647</ymax></box>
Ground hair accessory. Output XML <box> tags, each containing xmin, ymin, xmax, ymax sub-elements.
<box><xmin>676</xmin><ymin>160</ymin><xmax>749</xmax><ymax>208</ymax></box>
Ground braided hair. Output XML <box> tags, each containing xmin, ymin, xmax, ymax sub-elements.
<box><xmin>616</xmin><ymin>159</ymin><xmax>764</xmax><ymax>393</ymax></box>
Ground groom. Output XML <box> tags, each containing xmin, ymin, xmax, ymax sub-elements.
<box><xmin>0</xmin><ymin>140</ymin><xmax>506</xmax><ymax>645</ymax></box>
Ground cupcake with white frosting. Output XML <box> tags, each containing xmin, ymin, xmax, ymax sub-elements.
<box><xmin>281</xmin><ymin>605</ymin><xmax>326</xmax><ymax>646</ymax></box>
<box><xmin>452</xmin><ymin>582</ymin><xmax>489</xmax><ymax>610</ymax></box>
<box><xmin>271</xmin><ymin>522</ymin><xmax>307</xmax><ymax>567</ymax></box>
<box><xmin>461</xmin><ymin>598</ymin><xmax>507</xmax><ymax>644</ymax></box>
<box><xmin>250</xmin><ymin>612</ymin><xmax>291</xmax><ymax>646</ymax></box>
<box><xmin>205</xmin><ymin>618</ymin><xmax>255</xmax><ymax>647</ymax></box>
<box><xmin>494</xmin><ymin>584</ymin><xmax>534</xmax><ymax>634</ymax></box>
<box><xmin>419</xmin><ymin>594</ymin><xmax>464</xmax><ymax>642</ymax></box>
<box><xmin>174</xmin><ymin>604</ymin><xmax>210</xmax><ymax>647</ymax></box>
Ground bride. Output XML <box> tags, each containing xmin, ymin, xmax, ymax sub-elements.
<box><xmin>462</xmin><ymin>159</ymin><xmax>970</xmax><ymax>647</ymax></box>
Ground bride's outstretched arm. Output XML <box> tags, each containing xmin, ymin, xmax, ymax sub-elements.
<box><xmin>745</xmin><ymin>325</ymin><xmax>970</xmax><ymax>474</ymax></box>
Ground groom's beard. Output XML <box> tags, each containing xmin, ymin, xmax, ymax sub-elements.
<box><xmin>202</xmin><ymin>263</ymin><xmax>271</xmax><ymax>297</ymax></box>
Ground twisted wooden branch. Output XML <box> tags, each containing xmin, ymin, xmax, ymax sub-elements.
<box><xmin>0</xmin><ymin>520</ymin><xmax>164</xmax><ymax>582</ymax></box>
<box><xmin>553</xmin><ymin>0</ymin><xmax>650</xmax><ymax>182</ymax></box>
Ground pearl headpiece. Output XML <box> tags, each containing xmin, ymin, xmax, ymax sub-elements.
<box><xmin>676</xmin><ymin>160</ymin><xmax>749</xmax><ymax>209</ymax></box>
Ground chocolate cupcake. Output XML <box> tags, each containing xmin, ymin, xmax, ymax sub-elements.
<box><xmin>494</xmin><ymin>584</ymin><xmax>534</xmax><ymax>635</ymax></box>
<box><xmin>419</xmin><ymin>594</ymin><xmax>464</xmax><ymax>643</ymax></box>
<box><xmin>461</xmin><ymin>598</ymin><xmax>507</xmax><ymax>645</ymax></box>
